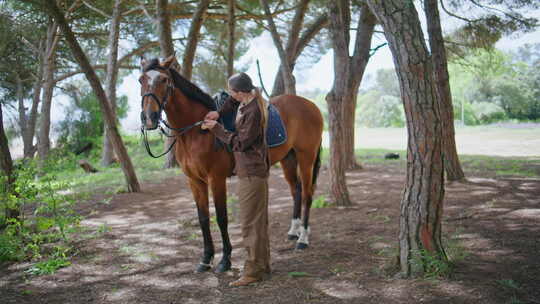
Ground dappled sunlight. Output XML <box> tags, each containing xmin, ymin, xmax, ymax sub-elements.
<box><xmin>314</xmin><ymin>280</ymin><xmax>369</xmax><ymax>299</ymax></box>
<box><xmin>503</xmin><ymin>208</ymin><xmax>540</xmax><ymax>219</ymax></box>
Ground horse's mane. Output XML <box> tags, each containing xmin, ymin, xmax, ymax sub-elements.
<box><xmin>143</xmin><ymin>58</ymin><xmax>217</xmax><ymax>111</ymax></box>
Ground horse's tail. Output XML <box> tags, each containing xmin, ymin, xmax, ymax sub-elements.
<box><xmin>311</xmin><ymin>143</ymin><xmax>322</xmax><ymax>191</ymax></box>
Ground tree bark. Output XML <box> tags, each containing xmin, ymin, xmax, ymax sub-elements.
<box><xmin>181</xmin><ymin>0</ymin><xmax>210</xmax><ymax>81</ymax></box>
<box><xmin>343</xmin><ymin>4</ymin><xmax>376</xmax><ymax>170</ymax></box>
<box><xmin>46</xmin><ymin>0</ymin><xmax>141</xmax><ymax>192</ymax></box>
<box><xmin>367</xmin><ymin>0</ymin><xmax>447</xmax><ymax>277</ymax></box>
<box><xmin>326</xmin><ymin>2</ymin><xmax>376</xmax><ymax>177</ymax></box>
<box><xmin>37</xmin><ymin>19</ymin><xmax>58</xmax><ymax>164</ymax></box>
<box><xmin>271</xmin><ymin>13</ymin><xmax>328</xmax><ymax>97</ymax></box>
<box><xmin>425</xmin><ymin>0</ymin><xmax>465</xmax><ymax>182</ymax></box>
<box><xmin>226</xmin><ymin>0</ymin><xmax>235</xmax><ymax>78</ymax></box>
<box><xmin>101</xmin><ymin>0</ymin><xmax>122</xmax><ymax>167</ymax></box>
<box><xmin>24</xmin><ymin>42</ymin><xmax>45</xmax><ymax>159</ymax></box>
<box><xmin>0</xmin><ymin>103</ymin><xmax>19</xmax><ymax>220</ymax></box>
<box><xmin>157</xmin><ymin>0</ymin><xmax>181</xmax><ymax>169</ymax></box>
<box><xmin>325</xmin><ymin>0</ymin><xmax>353</xmax><ymax>206</ymax></box>
<box><xmin>259</xmin><ymin>0</ymin><xmax>296</xmax><ymax>95</ymax></box>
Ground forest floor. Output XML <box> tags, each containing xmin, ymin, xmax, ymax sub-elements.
<box><xmin>2</xmin><ymin>157</ymin><xmax>539</xmax><ymax>304</ymax></box>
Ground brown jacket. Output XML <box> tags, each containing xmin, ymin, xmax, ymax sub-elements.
<box><xmin>211</xmin><ymin>97</ymin><xmax>269</xmax><ymax>178</ymax></box>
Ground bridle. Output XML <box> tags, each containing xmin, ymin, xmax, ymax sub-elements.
<box><xmin>140</xmin><ymin>67</ymin><xmax>203</xmax><ymax>158</ymax></box>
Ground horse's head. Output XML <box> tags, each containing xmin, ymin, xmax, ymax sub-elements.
<box><xmin>139</xmin><ymin>55</ymin><xmax>178</xmax><ymax>130</ymax></box>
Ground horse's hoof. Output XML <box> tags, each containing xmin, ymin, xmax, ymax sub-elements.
<box><xmin>215</xmin><ymin>261</ymin><xmax>231</xmax><ymax>273</ymax></box>
<box><xmin>296</xmin><ymin>242</ymin><xmax>308</xmax><ymax>250</ymax></box>
<box><xmin>196</xmin><ymin>263</ymin><xmax>212</xmax><ymax>273</ymax></box>
<box><xmin>288</xmin><ymin>234</ymin><xmax>299</xmax><ymax>241</ymax></box>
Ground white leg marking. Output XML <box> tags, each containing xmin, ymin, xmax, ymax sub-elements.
<box><xmin>287</xmin><ymin>218</ymin><xmax>302</xmax><ymax>237</ymax></box>
<box><xmin>298</xmin><ymin>226</ymin><xmax>311</xmax><ymax>245</ymax></box>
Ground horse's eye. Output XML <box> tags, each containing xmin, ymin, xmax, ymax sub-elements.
<box><xmin>138</xmin><ymin>77</ymin><xmax>143</xmax><ymax>84</ymax></box>
<box><xmin>161</xmin><ymin>77</ymin><xmax>167</xmax><ymax>83</ymax></box>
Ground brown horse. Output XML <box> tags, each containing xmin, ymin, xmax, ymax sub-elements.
<box><xmin>139</xmin><ymin>56</ymin><xmax>323</xmax><ymax>273</ymax></box>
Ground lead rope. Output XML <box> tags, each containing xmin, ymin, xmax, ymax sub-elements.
<box><xmin>141</xmin><ymin>120</ymin><xmax>204</xmax><ymax>158</ymax></box>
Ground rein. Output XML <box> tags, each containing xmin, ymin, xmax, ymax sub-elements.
<box><xmin>140</xmin><ymin>68</ymin><xmax>203</xmax><ymax>158</ymax></box>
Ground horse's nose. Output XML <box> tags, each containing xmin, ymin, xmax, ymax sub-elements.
<box><xmin>150</xmin><ymin>111</ymin><xmax>160</xmax><ymax>123</ymax></box>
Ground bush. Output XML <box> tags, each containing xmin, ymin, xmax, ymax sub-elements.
<box><xmin>470</xmin><ymin>102</ymin><xmax>507</xmax><ymax>124</ymax></box>
<box><xmin>0</xmin><ymin>161</ymin><xmax>81</xmax><ymax>266</ymax></box>
<box><xmin>357</xmin><ymin>91</ymin><xmax>405</xmax><ymax>127</ymax></box>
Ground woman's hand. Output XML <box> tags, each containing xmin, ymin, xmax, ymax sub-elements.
<box><xmin>204</xmin><ymin>111</ymin><xmax>219</xmax><ymax>121</ymax></box>
<box><xmin>201</xmin><ymin>119</ymin><xmax>218</xmax><ymax>130</ymax></box>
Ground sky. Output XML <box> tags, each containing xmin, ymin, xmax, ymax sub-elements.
<box><xmin>118</xmin><ymin>22</ymin><xmax>540</xmax><ymax>133</ymax></box>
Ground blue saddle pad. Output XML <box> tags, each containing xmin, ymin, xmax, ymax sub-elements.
<box><xmin>212</xmin><ymin>90</ymin><xmax>287</xmax><ymax>148</ymax></box>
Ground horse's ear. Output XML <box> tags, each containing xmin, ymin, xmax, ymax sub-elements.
<box><xmin>140</xmin><ymin>55</ymin><xmax>147</xmax><ymax>70</ymax></box>
<box><xmin>162</xmin><ymin>54</ymin><xmax>178</xmax><ymax>69</ymax></box>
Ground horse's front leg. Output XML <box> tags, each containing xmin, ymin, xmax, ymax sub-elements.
<box><xmin>210</xmin><ymin>176</ymin><xmax>232</xmax><ymax>273</ymax></box>
<box><xmin>189</xmin><ymin>178</ymin><xmax>214</xmax><ymax>272</ymax></box>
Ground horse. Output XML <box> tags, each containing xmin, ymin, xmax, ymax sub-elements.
<box><xmin>139</xmin><ymin>55</ymin><xmax>323</xmax><ymax>273</ymax></box>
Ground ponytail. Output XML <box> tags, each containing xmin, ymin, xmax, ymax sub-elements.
<box><xmin>252</xmin><ymin>87</ymin><xmax>268</xmax><ymax>133</ymax></box>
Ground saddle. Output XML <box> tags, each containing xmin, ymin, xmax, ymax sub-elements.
<box><xmin>212</xmin><ymin>90</ymin><xmax>287</xmax><ymax>148</ymax></box>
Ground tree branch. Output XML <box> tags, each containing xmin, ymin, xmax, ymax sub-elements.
<box><xmin>81</xmin><ymin>0</ymin><xmax>111</xmax><ymax>19</ymax></box>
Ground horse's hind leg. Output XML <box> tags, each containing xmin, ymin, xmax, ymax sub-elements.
<box><xmin>210</xmin><ymin>177</ymin><xmax>232</xmax><ymax>273</ymax></box>
<box><xmin>295</xmin><ymin>150</ymin><xmax>317</xmax><ymax>250</ymax></box>
<box><xmin>188</xmin><ymin>178</ymin><xmax>214</xmax><ymax>272</ymax></box>
<box><xmin>280</xmin><ymin>150</ymin><xmax>302</xmax><ymax>240</ymax></box>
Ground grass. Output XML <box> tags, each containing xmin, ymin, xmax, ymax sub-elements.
<box><xmin>324</xmin><ymin>147</ymin><xmax>540</xmax><ymax>178</ymax></box>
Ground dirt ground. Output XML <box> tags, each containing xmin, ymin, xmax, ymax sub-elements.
<box><xmin>1</xmin><ymin>162</ymin><xmax>540</xmax><ymax>304</ymax></box>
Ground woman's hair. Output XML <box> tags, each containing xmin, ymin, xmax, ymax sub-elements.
<box><xmin>228</xmin><ymin>72</ymin><xmax>255</xmax><ymax>93</ymax></box>
<box><xmin>228</xmin><ymin>73</ymin><xmax>268</xmax><ymax>134</ymax></box>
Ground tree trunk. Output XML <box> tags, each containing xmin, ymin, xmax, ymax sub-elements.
<box><xmin>271</xmin><ymin>13</ymin><xmax>328</xmax><ymax>97</ymax></box>
<box><xmin>0</xmin><ymin>103</ymin><xmax>19</xmax><ymax>220</ymax></box>
<box><xmin>342</xmin><ymin>4</ymin><xmax>376</xmax><ymax>170</ymax></box>
<box><xmin>424</xmin><ymin>0</ymin><xmax>465</xmax><ymax>182</ymax></box>
<box><xmin>269</xmin><ymin>0</ymin><xmax>310</xmax><ymax>97</ymax></box>
<box><xmin>47</xmin><ymin>0</ymin><xmax>141</xmax><ymax>192</ymax></box>
<box><xmin>259</xmin><ymin>0</ymin><xmax>296</xmax><ymax>95</ymax></box>
<box><xmin>367</xmin><ymin>0</ymin><xmax>446</xmax><ymax>277</ymax></box>
<box><xmin>24</xmin><ymin>42</ymin><xmax>45</xmax><ymax>159</ymax></box>
<box><xmin>102</xmin><ymin>0</ymin><xmax>122</xmax><ymax>167</ymax></box>
<box><xmin>157</xmin><ymin>0</ymin><xmax>181</xmax><ymax>168</ymax></box>
<box><xmin>226</xmin><ymin>0</ymin><xmax>235</xmax><ymax>78</ymax></box>
<box><xmin>325</xmin><ymin>0</ymin><xmax>352</xmax><ymax>206</ymax></box>
<box><xmin>37</xmin><ymin>19</ymin><xmax>58</xmax><ymax>164</ymax></box>
<box><xmin>181</xmin><ymin>0</ymin><xmax>210</xmax><ymax>81</ymax></box>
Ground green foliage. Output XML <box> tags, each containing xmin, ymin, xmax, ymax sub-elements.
<box><xmin>311</xmin><ymin>195</ymin><xmax>330</xmax><ymax>208</ymax></box>
<box><xmin>358</xmin><ymin>92</ymin><xmax>405</xmax><ymax>127</ymax></box>
<box><xmin>56</xmin><ymin>86</ymin><xmax>129</xmax><ymax>154</ymax></box>
<box><xmin>0</xmin><ymin>161</ymin><xmax>81</xmax><ymax>264</ymax></box>
<box><xmin>449</xmin><ymin>46</ymin><xmax>540</xmax><ymax>122</ymax></box>
<box><xmin>356</xmin><ymin>68</ymin><xmax>405</xmax><ymax>128</ymax></box>
<box><xmin>497</xmin><ymin>279</ymin><xmax>521</xmax><ymax>290</ymax></box>
<box><xmin>410</xmin><ymin>248</ymin><xmax>452</xmax><ymax>278</ymax></box>
<box><xmin>287</xmin><ymin>271</ymin><xmax>309</xmax><ymax>278</ymax></box>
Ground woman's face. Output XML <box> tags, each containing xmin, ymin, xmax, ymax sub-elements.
<box><xmin>228</xmin><ymin>85</ymin><xmax>248</xmax><ymax>102</ymax></box>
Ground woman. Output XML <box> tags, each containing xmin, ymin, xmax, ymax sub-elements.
<box><xmin>202</xmin><ymin>72</ymin><xmax>270</xmax><ymax>287</ymax></box>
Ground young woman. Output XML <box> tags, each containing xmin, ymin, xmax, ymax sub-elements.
<box><xmin>202</xmin><ymin>72</ymin><xmax>270</xmax><ymax>287</ymax></box>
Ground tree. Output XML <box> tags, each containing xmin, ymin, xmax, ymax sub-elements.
<box><xmin>101</xmin><ymin>0</ymin><xmax>123</xmax><ymax>166</ymax></box>
<box><xmin>259</xmin><ymin>0</ymin><xmax>299</xmax><ymax>95</ymax></box>
<box><xmin>325</xmin><ymin>0</ymin><xmax>377</xmax><ymax>205</ymax></box>
<box><xmin>0</xmin><ymin>10</ymin><xmax>42</xmax><ymax>159</ymax></box>
<box><xmin>0</xmin><ymin>102</ymin><xmax>19</xmax><ymax>221</ymax></box>
<box><xmin>270</xmin><ymin>12</ymin><xmax>329</xmax><ymax>97</ymax></box>
<box><xmin>425</xmin><ymin>0</ymin><xmax>465</xmax><ymax>181</ymax></box>
<box><xmin>226</xmin><ymin>0</ymin><xmax>236</xmax><ymax>78</ymax></box>
<box><xmin>45</xmin><ymin>0</ymin><xmax>140</xmax><ymax>192</ymax></box>
<box><xmin>36</xmin><ymin>18</ymin><xmax>58</xmax><ymax>165</ymax></box>
<box><xmin>366</xmin><ymin>0</ymin><xmax>446</xmax><ymax>277</ymax></box>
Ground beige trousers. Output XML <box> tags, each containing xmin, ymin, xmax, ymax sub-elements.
<box><xmin>237</xmin><ymin>176</ymin><xmax>270</xmax><ymax>278</ymax></box>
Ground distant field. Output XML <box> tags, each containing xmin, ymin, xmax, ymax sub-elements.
<box><xmin>321</xmin><ymin>123</ymin><xmax>540</xmax><ymax>157</ymax></box>
<box><xmin>9</xmin><ymin>124</ymin><xmax>540</xmax><ymax>159</ymax></box>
